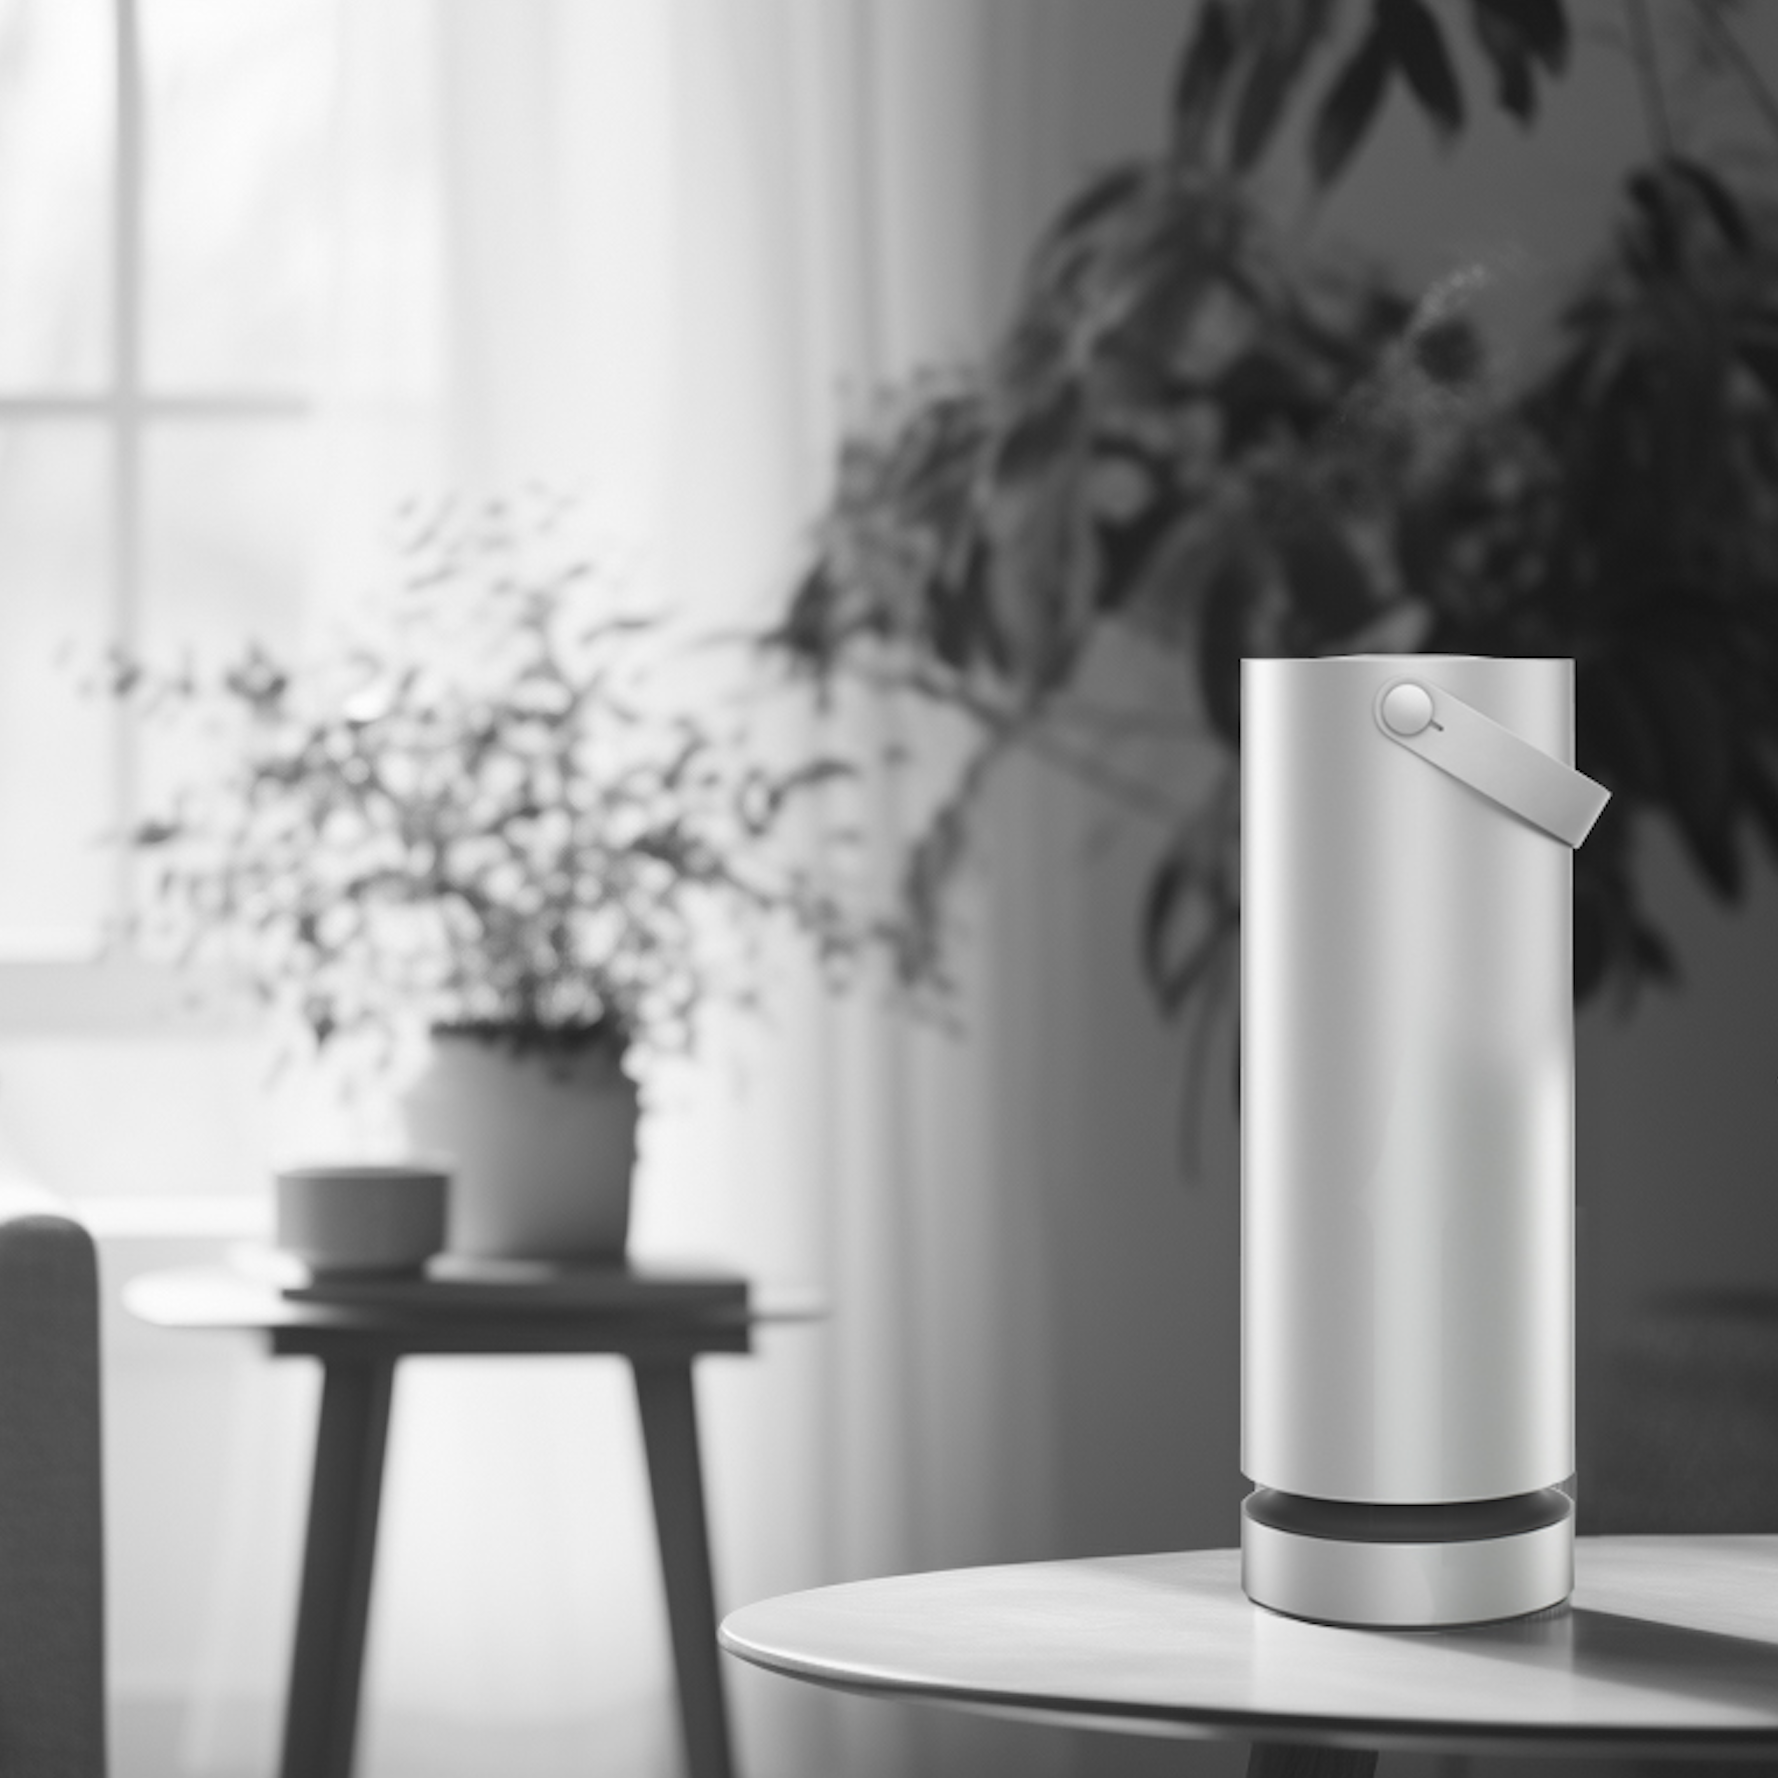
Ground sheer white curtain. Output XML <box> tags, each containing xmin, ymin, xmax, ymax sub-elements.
<box><xmin>183</xmin><ymin>6</ymin><xmax>1194</xmax><ymax>1778</ymax></box>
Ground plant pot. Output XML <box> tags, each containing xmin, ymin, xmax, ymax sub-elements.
<box><xmin>400</xmin><ymin>1028</ymin><xmax>639</xmax><ymax>1262</ymax></box>
<box><xmin>275</xmin><ymin>1163</ymin><xmax>450</xmax><ymax>1276</ymax></box>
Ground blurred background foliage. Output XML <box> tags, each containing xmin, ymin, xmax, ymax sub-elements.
<box><xmin>770</xmin><ymin>0</ymin><xmax>1778</xmax><ymax>1108</ymax></box>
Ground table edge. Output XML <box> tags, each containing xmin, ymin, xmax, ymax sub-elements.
<box><xmin>120</xmin><ymin>1264</ymin><xmax>824</xmax><ymax>1334</ymax></box>
<box><xmin>717</xmin><ymin>1626</ymin><xmax>1778</xmax><ymax>1758</ymax></box>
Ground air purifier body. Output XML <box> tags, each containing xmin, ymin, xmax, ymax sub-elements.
<box><xmin>1240</xmin><ymin>654</ymin><xmax>1607</xmax><ymax>1628</ymax></box>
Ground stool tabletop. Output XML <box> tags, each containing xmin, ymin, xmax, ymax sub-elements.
<box><xmin>720</xmin><ymin>1537</ymin><xmax>1778</xmax><ymax>1759</ymax></box>
<box><xmin>124</xmin><ymin>1259</ymin><xmax>819</xmax><ymax>1359</ymax></box>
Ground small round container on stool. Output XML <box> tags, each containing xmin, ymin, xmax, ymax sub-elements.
<box><xmin>275</xmin><ymin>1163</ymin><xmax>450</xmax><ymax>1277</ymax></box>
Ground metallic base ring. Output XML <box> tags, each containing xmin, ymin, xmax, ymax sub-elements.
<box><xmin>1241</xmin><ymin>1488</ymin><xmax>1574</xmax><ymax>1628</ymax></box>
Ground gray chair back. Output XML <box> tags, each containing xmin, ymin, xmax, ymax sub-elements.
<box><xmin>0</xmin><ymin>1209</ymin><xmax>106</xmax><ymax>1776</ymax></box>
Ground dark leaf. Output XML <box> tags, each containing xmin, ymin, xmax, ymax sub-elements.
<box><xmin>993</xmin><ymin>382</ymin><xmax>1083</xmax><ymax>488</ymax></box>
<box><xmin>1141</xmin><ymin>851</ymin><xmax>1191</xmax><ymax>1009</ymax></box>
<box><xmin>1197</xmin><ymin>556</ymin><xmax>1255</xmax><ymax>743</ymax></box>
<box><xmin>1412</xmin><ymin>314</ymin><xmax>1486</xmax><ymax>390</ymax></box>
<box><xmin>1272</xmin><ymin>503</ymin><xmax>1376</xmax><ymax>639</ymax></box>
<box><xmin>1578</xmin><ymin>654</ymin><xmax>1665</xmax><ymax>801</ymax></box>
<box><xmin>1214</xmin><ymin>350</ymin><xmax>1324</xmax><ymax>450</ymax></box>
<box><xmin>1664</xmin><ymin>155</ymin><xmax>1751</xmax><ymax>255</ymax></box>
<box><xmin>1176</xmin><ymin>917</ymin><xmax>1239</xmax><ymax>1182</ymax></box>
<box><xmin>1572</xmin><ymin>821</ymin><xmax>1636</xmax><ymax>1005</ymax></box>
<box><xmin>1382</xmin><ymin>0</ymin><xmax>1464</xmax><ymax>136</ymax></box>
<box><xmin>1734</xmin><ymin>323</ymin><xmax>1778</xmax><ymax>405</ymax></box>
<box><xmin>1141</xmin><ymin>834</ymin><xmax>1237</xmax><ymax>1015</ymax></box>
<box><xmin>1572</xmin><ymin>882</ymin><xmax>1607</xmax><ymax>1003</ymax></box>
<box><xmin>1630</xmin><ymin>921</ymin><xmax>1677</xmax><ymax>984</ymax></box>
<box><xmin>1637</xmin><ymin>648</ymin><xmax>1742</xmax><ymax>900</ymax></box>
<box><xmin>763</xmin><ymin>565</ymin><xmax>840</xmax><ymax>668</ymax></box>
<box><xmin>1046</xmin><ymin>162</ymin><xmax>1146</xmax><ymax>247</ymax></box>
<box><xmin>1231</xmin><ymin>40</ymin><xmax>1304</xmax><ymax>172</ymax></box>
<box><xmin>1485</xmin><ymin>0</ymin><xmax>1568</xmax><ymax>71</ymax></box>
<box><xmin>1093</xmin><ymin>465</ymin><xmax>1186</xmax><ymax>618</ymax></box>
<box><xmin>1468</xmin><ymin>0</ymin><xmax>1534</xmax><ymax>120</ymax></box>
<box><xmin>1309</xmin><ymin>18</ymin><xmax>1392</xmax><ymax>186</ymax></box>
<box><xmin>925</xmin><ymin>538</ymin><xmax>1008</xmax><ymax>673</ymax></box>
<box><xmin>1625</xmin><ymin>170</ymin><xmax>1681</xmax><ymax>276</ymax></box>
<box><xmin>1738</xmin><ymin>750</ymin><xmax>1778</xmax><ymax>864</ymax></box>
<box><xmin>1228</xmin><ymin>1</ymin><xmax>1342</xmax><ymax>175</ymax></box>
<box><xmin>1171</xmin><ymin>1</ymin><xmax>1239</xmax><ymax>164</ymax></box>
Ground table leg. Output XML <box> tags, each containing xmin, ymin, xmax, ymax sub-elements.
<box><xmin>1247</xmin><ymin>1746</ymin><xmax>1378</xmax><ymax>1778</ymax></box>
<box><xmin>280</xmin><ymin>1354</ymin><xmax>397</xmax><ymax>1778</ymax></box>
<box><xmin>632</xmin><ymin>1357</ymin><xmax>735</xmax><ymax>1778</ymax></box>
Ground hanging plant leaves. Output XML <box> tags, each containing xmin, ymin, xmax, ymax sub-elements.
<box><xmin>1572</xmin><ymin>873</ymin><xmax>1608</xmax><ymax>1003</ymax></box>
<box><xmin>1046</xmin><ymin>163</ymin><xmax>1146</xmax><ymax>253</ymax></box>
<box><xmin>1140</xmin><ymin>779</ymin><xmax>1239</xmax><ymax>1016</ymax></box>
<box><xmin>1411</xmin><ymin>313</ymin><xmax>1487</xmax><ymax>391</ymax></box>
<box><xmin>1734</xmin><ymin>316</ymin><xmax>1778</xmax><ymax>405</ymax></box>
<box><xmin>1229</xmin><ymin>0</ymin><xmax>1340</xmax><ymax>174</ymax></box>
<box><xmin>1486</xmin><ymin>0</ymin><xmax>1569</xmax><ymax>72</ymax></box>
<box><xmin>1738</xmin><ymin>749</ymin><xmax>1778</xmax><ymax>864</ymax></box>
<box><xmin>1468</xmin><ymin>0</ymin><xmax>1535</xmax><ymax>120</ymax></box>
<box><xmin>1272</xmin><ymin>500</ymin><xmax>1377</xmax><ymax>640</ymax></box>
<box><xmin>1091</xmin><ymin>450</ymin><xmax>1186</xmax><ymax>619</ymax></box>
<box><xmin>1468</xmin><ymin>0</ymin><xmax>1568</xmax><ymax>120</ymax></box>
<box><xmin>1146</xmin><ymin>878</ymin><xmax>1236</xmax><ymax>1029</ymax></box>
<box><xmin>1631</xmin><ymin>921</ymin><xmax>1678</xmax><ymax>985</ymax></box>
<box><xmin>1382</xmin><ymin>0</ymin><xmax>1464</xmax><ymax>137</ymax></box>
<box><xmin>1232</xmin><ymin>43</ymin><xmax>1306</xmax><ymax>172</ymax></box>
<box><xmin>1214</xmin><ymin>348</ymin><xmax>1324</xmax><ymax>451</ymax></box>
<box><xmin>1310</xmin><ymin>17</ymin><xmax>1392</xmax><ymax>186</ymax></box>
<box><xmin>924</xmin><ymin>535</ymin><xmax>1010</xmax><ymax>674</ymax></box>
<box><xmin>1578</xmin><ymin>650</ymin><xmax>1666</xmax><ymax>803</ymax></box>
<box><xmin>1663</xmin><ymin>155</ymin><xmax>1752</xmax><ymax>257</ymax></box>
<box><xmin>769</xmin><ymin>564</ymin><xmax>845</xmax><ymax>670</ymax></box>
<box><xmin>1197</xmin><ymin>555</ymin><xmax>1258</xmax><ymax>744</ymax></box>
<box><xmin>1625</xmin><ymin>170</ymin><xmax>1683</xmax><ymax>277</ymax></box>
<box><xmin>1171</xmin><ymin>0</ymin><xmax>1239</xmax><ymax>165</ymax></box>
<box><xmin>993</xmin><ymin>381</ymin><xmax>1083</xmax><ymax>490</ymax></box>
<box><xmin>1571</xmin><ymin>830</ymin><xmax>1633</xmax><ymax>1006</ymax></box>
<box><xmin>1635</xmin><ymin>645</ymin><xmax>1743</xmax><ymax>900</ymax></box>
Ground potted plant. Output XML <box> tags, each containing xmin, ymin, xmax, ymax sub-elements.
<box><xmin>115</xmin><ymin>496</ymin><xmax>852</xmax><ymax>1261</ymax></box>
<box><xmin>770</xmin><ymin>0</ymin><xmax>1778</xmax><ymax>1152</ymax></box>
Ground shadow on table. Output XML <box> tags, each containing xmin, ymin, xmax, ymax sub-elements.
<box><xmin>1401</xmin><ymin>1292</ymin><xmax>1778</xmax><ymax>1778</ymax></box>
<box><xmin>1436</xmin><ymin>1606</ymin><xmax>1778</xmax><ymax>1720</ymax></box>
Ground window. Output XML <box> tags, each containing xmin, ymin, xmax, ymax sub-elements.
<box><xmin>0</xmin><ymin>0</ymin><xmax>334</xmax><ymax>963</ymax></box>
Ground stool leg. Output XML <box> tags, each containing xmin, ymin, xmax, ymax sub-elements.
<box><xmin>632</xmin><ymin>1357</ymin><xmax>735</xmax><ymax>1778</ymax></box>
<box><xmin>280</xmin><ymin>1354</ymin><xmax>396</xmax><ymax>1778</ymax></box>
<box><xmin>1247</xmin><ymin>1746</ymin><xmax>1378</xmax><ymax>1778</ymax></box>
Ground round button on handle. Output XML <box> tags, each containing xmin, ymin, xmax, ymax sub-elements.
<box><xmin>1380</xmin><ymin>681</ymin><xmax>1435</xmax><ymax>736</ymax></box>
<box><xmin>1373</xmin><ymin>676</ymin><xmax>1611</xmax><ymax>847</ymax></box>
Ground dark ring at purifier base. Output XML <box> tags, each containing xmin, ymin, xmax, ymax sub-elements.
<box><xmin>1243</xmin><ymin>1487</ymin><xmax>1573</xmax><ymax>1545</ymax></box>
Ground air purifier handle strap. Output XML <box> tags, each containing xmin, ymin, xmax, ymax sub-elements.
<box><xmin>1375</xmin><ymin>679</ymin><xmax>1610</xmax><ymax>847</ymax></box>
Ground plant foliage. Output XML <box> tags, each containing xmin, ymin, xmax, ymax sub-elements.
<box><xmin>116</xmin><ymin>498</ymin><xmax>854</xmax><ymax>1059</ymax></box>
<box><xmin>772</xmin><ymin>0</ymin><xmax>1778</xmax><ymax>1110</ymax></box>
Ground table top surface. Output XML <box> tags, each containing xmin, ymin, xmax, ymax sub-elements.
<box><xmin>720</xmin><ymin>1537</ymin><xmax>1778</xmax><ymax>1757</ymax></box>
<box><xmin>124</xmin><ymin>1259</ymin><xmax>819</xmax><ymax>1357</ymax></box>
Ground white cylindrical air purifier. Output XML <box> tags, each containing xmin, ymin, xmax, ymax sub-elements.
<box><xmin>1240</xmin><ymin>654</ymin><xmax>1609</xmax><ymax>1628</ymax></box>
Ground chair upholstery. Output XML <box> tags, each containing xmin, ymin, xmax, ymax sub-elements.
<box><xmin>0</xmin><ymin>1203</ymin><xmax>106</xmax><ymax>1776</ymax></box>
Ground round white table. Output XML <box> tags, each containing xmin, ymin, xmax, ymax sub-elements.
<box><xmin>721</xmin><ymin>1537</ymin><xmax>1778</xmax><ymax>1774</ymax></box>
